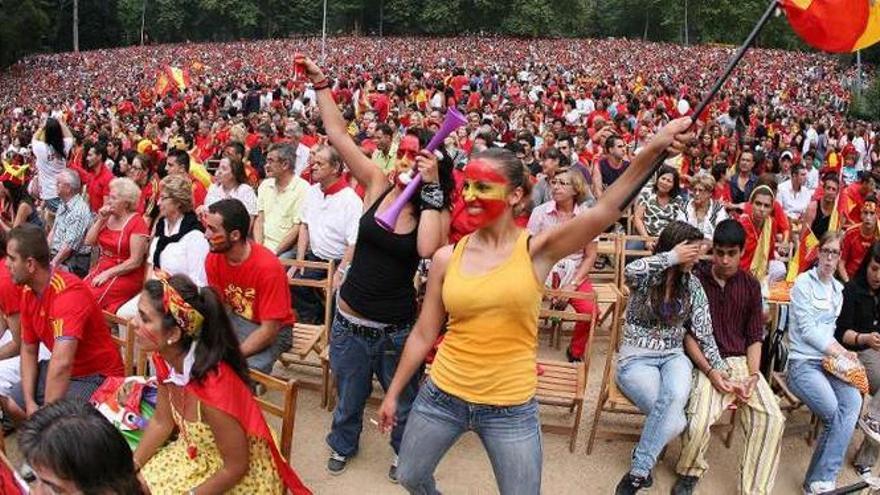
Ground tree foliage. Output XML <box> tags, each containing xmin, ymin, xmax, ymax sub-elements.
<box><xmin>0</xmin><ymin>0</ymin><xmax>868</xmax><ymax>68</ymax></box>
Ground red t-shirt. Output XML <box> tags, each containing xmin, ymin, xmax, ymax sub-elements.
<box><xmin>21</xmin><ymin>272</ymin><xmax>124</xmax><ymax>378</ymax></box>
<box><xmin>737</xmin><ymin>213</ymin><xmax>779</xmax><ymax>272</ymax></box>
<box><xmin>205</xmin><ymin>242</ymin><xmax>295</xmax><ymax>326</ymax></box>
<box><xmin>192</xmin><ymin>180</ymin><xmax>207</xmax><ymax>209</ymax></box>
<box><xmin>0</xmin><ymin>263</ymin><xmax>21</xmax><ymax>316</ymax></box>
<box><xmin>841</xmin><ymin>225</ymin><xmax>875</xmax><ymax>278</ymax></box>
<box><xmin>72</xmin><ymin>162</ymin><xmax>113</xmax><ymax>212</ymax></box>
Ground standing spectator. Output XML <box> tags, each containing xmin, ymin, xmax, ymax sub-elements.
<box><xmin>201</xmin><ymin>156</ymin><xmax>258</xmax><ymax>219</ymax></box>
<box><xmin>165</xmin><ymin>149</ymin><xmax>207</xmax><ymax>210</ymax></box>
<box><xmin>31</xmin><ymin>118</ymin><xmax>74</xmax><ymax>214</ymax></box>
<box><xmin>372</xmin><ymin>123</ymin><xmax>397</xmax><ymax>174</ymax></box>
<box><xmin>72</xmin><ymin>143</ymin><xmax>113</xmax><ymax>212</ymax></box>
<box><xmin>677</xmin><ymin>173</ymin><xmax>728</xmax><ymax>240</ymax></box>
<box><xmin>787</xmin><ymin>231</ymin><xmax>860</xmax><ymax>495</ymax></box>
<box><xmin>204</xmin><ymin>199</ymin><xmax>294</xmax><ymax>374</ymax></box>
<box><xmin>254</xmin><ymin>143</ymin><xmax>310</xmax><ymax>258</ymax></box>
<box><xmin>290</xmin><ymin>145</ymin><xmax>361</xmax><ymax>324</ymax></box>
<box><xmin>1</xmin><ymin>225</ymin><xmax>124</xmax><ymax>423</ymax></box>
<box><xmin>83</xmin><ymin>178</ymin><xmax>150</xmax><ymax>312</ymax></box>
<box><xmin>673</xmin><ymin>220</ymin><xmax>784</xmax><ymax>494</ymax></box>
<box><xmin>48</xmin><ymin>169</ymin><xmax>92</xmax><ymax>277</ymax></box>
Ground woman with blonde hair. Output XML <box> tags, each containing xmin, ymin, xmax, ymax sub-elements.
<box><xmin>84</xmin><ymin>177</ymin><xmax>150</xmax><ymax>312</ymax></box>
<box><xmin>527</xmin><ymin>167</ymin><xmax>597</xmax><ymax>362</ymax></box>
<box><xmin>678</xmin><ymin>173</ymin><xmax>728</xmax><ymax>239</ymax></box>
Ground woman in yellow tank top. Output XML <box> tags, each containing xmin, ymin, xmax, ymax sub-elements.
<box><xmin>378</xmin><ymin>118</ymin><xmax>695</xmax><ymax>495</ymax></box>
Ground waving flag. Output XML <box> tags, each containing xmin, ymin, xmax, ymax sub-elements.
<box><xmin>155</xmin><ymin>66</ymin><xmax>191</xmax><ymax>96</ymax></box>
<box><xmin>786</xmin><ymin>226</ymin><xmax>821</xmax><ymax>282</ymax></box>
<box><xmin>781</xmin><ymin>0</ymin><xmax>880</xmax><ymax>52</ymax></box>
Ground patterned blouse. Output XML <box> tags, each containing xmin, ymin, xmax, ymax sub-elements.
<box><xmin>619</xmin><ymin>251</ymin><xmax>727</xmax><ymax>371</ymax></box>
<box><xmin>638</xmin><ymin>190</ymin><xmax>684</xmax><ymax>237</ymax></box>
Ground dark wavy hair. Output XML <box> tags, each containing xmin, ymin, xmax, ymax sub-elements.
<box><xmin>854</xmin><ymin>240</ymin><xmax>880</xmax><ymax>291</ymax></box>
<box><xmin>142</xmin><ymin>274</ymin><xmax>250</xmax><ymax>385</ymax></box>
<box><xmin>44</xmin><ymin>118</ymin><xmax>68</xmax><ymax>160</ymax></box>
<box><xmin>653</xmin><ymin>165</ymin><xmax>681</xmax><ymax>199</ymax></box>
<box><xmin>19</xmin><ymin>399</ymin><xmax>145</xmax><ymax>494</ymax></box>
<box><xmin>649</xmin><ymin>220</ymin><xmax>705</xmax><ymax>325</ymax></box>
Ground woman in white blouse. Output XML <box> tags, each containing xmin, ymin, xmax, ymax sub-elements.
<box><xmin>117</xmin><ymin>174</ymin><xmax>210</xmax><ymax>318</ymax></box>
<box><xmin>678</xmin><ymin>173</ymin><xmax>728</xmax><ymax>240</ymax></box>
<box><xmin>200</xmin><ymin>156</ymin><xmax>257</xmax><ymax>220</ymax></box>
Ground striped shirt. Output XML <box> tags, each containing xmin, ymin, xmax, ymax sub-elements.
<box><xmin>694</xmin><ymin>262</ymin><xmax>764</xmax><ymax>358</ymax></box>
<box><xmin>50</xmin><ymin>194</ymin><xmax>92</xmax><ymax>256</ymax></box>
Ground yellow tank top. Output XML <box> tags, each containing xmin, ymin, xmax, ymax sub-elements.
<box><xmin>431</xmin><ymin>230</ymin><xmax>543</xmax><ymax>405</ymax></box>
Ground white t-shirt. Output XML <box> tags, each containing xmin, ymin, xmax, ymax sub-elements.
<box><xmin>301</xmin><ymin>184</ymin><xmax>362</xmax><ymax>261</ymax></box>
<box><xmin>31</xmin><ymin>136</ymin><xmax>74</xmax><ymax>200</ymax></box>
<box><xmin>147</xmin><ymin>222</ymin><xmax>210</xmax><ymax>287</ymax></box>
<box><xmin>204</xmin><ymin>183</ymin><xmax>258</xmax><ymax>216</ymax></box>
<box><xmin>293</xmin><ymin>143</ymin><xmax>312</xmax><ymax>177</ymax></box>
<box><xmin>777</xmin><ymin>180</ymin><xmax>814</xmax><ymax>219</ymax></box>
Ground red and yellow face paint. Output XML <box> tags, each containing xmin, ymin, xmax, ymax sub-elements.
<box><xmin>393</xmin><ymin>135</ymin><xmax>420</xmax><ymax>187</ymax></box>
<box><xmin>462</xmin><ymin>159</ymin><xmax>509</xmax><ymax>228</ymax></box>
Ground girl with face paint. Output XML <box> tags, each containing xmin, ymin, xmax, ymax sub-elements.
<box><xmin>307</xmin><ymin>58</ymin><xmax>454</xmax><ymax>478</ymax></box>
<box><xmin>377</xmin><ymin>117</ymin><xmax>695</xmax><ymax>494</ymax></box>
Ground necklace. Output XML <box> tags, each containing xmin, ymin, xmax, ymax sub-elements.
<box><xmin>168</xmin><ymin>385</ymin><xmax>198</xmax><ymax>460</ymax></box>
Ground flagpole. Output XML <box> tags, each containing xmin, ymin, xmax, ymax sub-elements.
<box><xmin>618</xmin><ymin>0</ymin><xmax>780</xmax><ymax>211</ymax></box>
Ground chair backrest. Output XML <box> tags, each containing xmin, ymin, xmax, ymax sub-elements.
<box><xmin>103</xmin><ymin>311</ymin><xmax>135</xmax><ymax>376</ymax></box>
<box><xmin>249</xmin><ymin>369</ymin><xmax>298</xmax><ymax>461</ymax></box>
<box><xmin>535</xmin><ymin>358</ymin><xmax>586</xmax><ymax>407</ymax></box>
<box><xmin>280</xmin><ymin>258</ymin><xmax>336</xmax><ymax>337</ymax></box>
<box><xmin>592</xmin><ymin>233</ymin><xmax>622</xmax><ymax>287</ymax></box>
<box><xmin>617</xmin><ymin>235</ymin><xmax>657</xmax><ymax>291</ymax></box>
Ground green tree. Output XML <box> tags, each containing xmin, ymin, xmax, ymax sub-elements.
<box><xmin>0</xmin><ymin>0</ymin><xmax>52</xmax><ymax>67</ymax></box>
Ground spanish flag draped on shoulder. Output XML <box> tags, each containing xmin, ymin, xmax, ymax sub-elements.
<box><xmin>781</xmin><ymin>0</ymin><xmax>880</xmax><ymax>52</ymax></box>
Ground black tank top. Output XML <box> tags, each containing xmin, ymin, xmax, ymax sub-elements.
<box><xmin>811</xmin><ymin>199</ymin><xmax>832</xmax><ymax>239</ymax></box>
<box><xmin>340</xmin><ymin>187</ymin><xmax>420</xmax><ymax>324</ymax></box>
<box><xmin>600</xmin><ymin>158</ymin><xmax>628</xmax><ymax>188</ymax></box>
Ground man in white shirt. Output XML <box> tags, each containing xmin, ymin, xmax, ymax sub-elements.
<box><xmin>289</xmin><ymin>146</ymin><xmax>362</xmax><ymax>323</ymax></box>
<box><xmin>777</xmin><ymin>163</ymin><xmax>814</xmax><ymax>221</ymax></box>
<box><xmin>284</xmin><ymin>121</ymin><xmax>312</xmax><ymax>176</ymax></box>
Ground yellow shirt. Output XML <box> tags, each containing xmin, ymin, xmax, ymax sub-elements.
<box><xmin>256</xmin><ymin>176</ymin><xmax>309</xmax><ymax>252</ymax></box>
<box><xmin>432</xmin><ymin>230</ymin><xmax>543</xmax><ymax>405</ymax></box>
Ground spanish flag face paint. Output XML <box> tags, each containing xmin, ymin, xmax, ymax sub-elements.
<box><xmin>462</xmin><ymin>159</ymin><xmax>509</xmax><ymax>228</ymax></box>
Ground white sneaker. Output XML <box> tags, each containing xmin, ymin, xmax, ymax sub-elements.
<box><xmin>804</xmin><ymin>480</ymin><xmax>835</xmax><ymax>494</ymax></box>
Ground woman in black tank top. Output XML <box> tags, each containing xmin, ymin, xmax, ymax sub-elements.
<box><xmin>307</xmin><ymin>58</ymin><xmax>453</xmax><ymax>477</ymax></box>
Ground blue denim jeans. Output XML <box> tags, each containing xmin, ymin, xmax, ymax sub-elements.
<box><xmin>326</xmin><ymin>310</ymin><xmax>420</xmax><ymax>457</ymax></box>
<box><xmin>396</xmin><ymin>379</ymin><xmax>542</xmax><ymax>495</ymax></box>
<box><xmin>616</xmin><ymin>351</ymin><xmax>693</xmax><ymax>478</ymax></box>
<box><xmin>787</xmin><ymin>359</ymin><xmax>862</xmax><ymax>489</ymax></box>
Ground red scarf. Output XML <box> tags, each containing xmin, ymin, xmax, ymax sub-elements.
<box><xmin>153</xmin><ymin>356</ymin><xmax>311</xmax><ymax>494</ymax></box>
<box><xmin>321</xmin><ymin>177</ymin><xmax>349</xmax><ymax>197</ymax></box>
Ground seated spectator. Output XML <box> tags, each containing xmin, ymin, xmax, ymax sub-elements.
<box><xmin>787</xmin><ymin>231</ymin><xmax>861</xmax><ymax>495</ymax></box>
<box><xmin>802</xmin><ymin>173</ymin><xmax>840</xmax><ymax>240</ymax></box>
<box><xmin>165</xmin><ymin>149</ymin><xmax>207</xmax><ymax>210</ymax></box>
<box><xmin>532</xmin><ymin>147</ymin><xmax>568</xmax><ymax>207</ymax></box>
<box><xmin>72</xmin><ymin>142</ymin><xmax>113</xmax><ymax>212</ymax></box>
<box><xmin>677</xmin><ymin>173</ymin><xmax>728</xmax><ymax>239</ymax></box>
<box><xmin>48</xmin><ymin>169</ymin><xmax>92</xmax><ymax>278</ymax></box>
<box><xmin>736</xmin><ymin>185</ymin><xmax>785</xmax><ymax>282</ymax></box>
<box><xmin>19</xmin><ymin>399</ymin><xmax>145</xmax><ymax>494</ymax></box>
<box><xmin>839</xmin><ymin>195</ymin><xmax>879</xmax><ymax>283</ymax></box>
<box><xmin>0</xmin><ymin>164</ymin><xmax>41</xmax><ymax>231</ymax></box>
<box><xmin>0</xmin><ymin>229</ymin><xmax>50</xmax><ymax>400</ymax></box>
<box><xmin>118</xmin><ymin>174</ymin><xmax>209</xmax><ymax>319</ymax></box>
<box><xmin>132</xmin><ymin>274</ymin><xmax>309</xmax><ymax>494</ymax></box>
<box><xmin>255</xmin><ymin>143</ymin><xmax>309</xmax><ymax>258</ymax></box>
<box><xmin>527</xmin><ymin>166</ymin><xmax>596</xmax><ymax>362</ymax></box>
<box><xmin>290</xmin><ymin>145</ymin><xmax>361</xmax><ymax>324</ymax></box>
<box><xmin>778</xmin><ymin>163</ymin><xmax>813</xmax><ymax>221</ymax></box>
<box><xmin>841</xmin><ymin>171</ymin><xmax>877</xmax><ymax>227</ymax></box>
<box><xmin>204</xmin><ymin>199</ymin><xmax>294</xmax><ymax>374</ymax></box>
<box><xmin>673</xmin><ymin>220</ymin><xmax>784</xmax><ymax>494</ymax></box>
<box><xmin>83</xmin><ymin>178</ymin><xmax>150</xmax><ymax>312</ymax></box>
<box><xmin>615</xmin><ymin>221</ymin><xmax>726</xmax><ymax>494</ymax></box>
<box><xmin>1</xmin><ymin>225</ymin><xmax>124</xmax><ymax>423</ymax></box>
<box><xmin>835</xmin><ymin>242</ymin><xmax>880</xmax><ymax>478</ymax></box>
<box><xmin>728</xmin><ymin>150</ymin><xmax>758</xmax><ymax>211</ymax></box>
<box><xmin>201</xmin><ymin>156</ymin><xmax>258</xmax><ymax>219</ymax></box>
<box><xmin>128</xmin><ymin>153</ymin><xmax>160</xmax><ymax>224</ymax></box>
<box><xmin>633</xmin><ymin>165</ymin><xmax>685</xmax><ymax>249</ymax></box>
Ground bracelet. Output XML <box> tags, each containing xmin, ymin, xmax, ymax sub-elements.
<box><xmin>313</xmin><ymin>78</ymin><xmax>331</xmax><ymax>91</ymax></box>
<box><xmin>420</xmin><ymin>182</ymin><xmax>444</xmax><ymax>211</ymax></box>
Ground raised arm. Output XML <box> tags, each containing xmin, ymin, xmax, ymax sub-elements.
<box><xmin>529</xmin><ymin>118</ymin><xmax>693</xmax><ymax>276</ymax></box>
<box><xmin>304</xmin><ymin>58</ymin><xmax>386</xmax><ymax>197</ymax></box>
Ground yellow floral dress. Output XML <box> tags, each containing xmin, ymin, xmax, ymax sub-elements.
<box><xmin>142</xmin><ymin>400</ymin><xmax>283</xmax><ymax>494</ymax></box>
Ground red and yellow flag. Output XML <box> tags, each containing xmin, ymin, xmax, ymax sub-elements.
<box><xmin>782</xmin><ymin>0</ymin><xmax>880</xmax><ymax>52</ymax></box>
<box><xmin>787</xmin><ymin>225</ymin><xmax>821</xmax><ymax>282</ymax></box>
<box><xmin>155</xmin><ymin>66</ymin><xmax>191</xmax><ymax>96</ymax></box>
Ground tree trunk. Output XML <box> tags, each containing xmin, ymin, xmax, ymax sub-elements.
<box><xmin>72</xmin><ymin>0</ymin><xmax>79</xmax><ymax>53</ymax></box>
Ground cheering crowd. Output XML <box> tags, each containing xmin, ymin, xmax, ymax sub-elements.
<box><xmin>0</xmin><ymin>35</ymin><xmax>877</xmax><ymax>494</ymax></box>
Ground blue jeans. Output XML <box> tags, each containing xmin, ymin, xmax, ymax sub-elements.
<box><xmin>396</xmin><ymin>379</ymin><xmax>542</xmax><ymax>495</ymax></box>
<box><xmin>787</xmin><ymin>359</ymin><xmax>862</xmax><ymax>488</ymax></box>
<box><xmin>326</xmin><ymin>310</ymin><xmax>420</xmax><ymax>457</ymax></box>
<box><xmin>616</xmin><ymin>351</ymin><xmax>692</xmax><ymax>478</ymax></box>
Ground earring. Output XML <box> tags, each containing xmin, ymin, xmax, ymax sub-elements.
<box><xmin>166</xmin><ymin>339</ymin><xmax>174</xmax><ymax>345</ymax></box>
